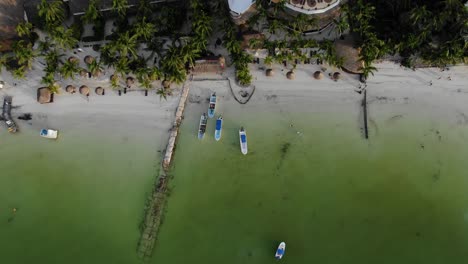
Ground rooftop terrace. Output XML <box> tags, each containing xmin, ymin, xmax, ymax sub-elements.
<box><xmin>287</xmin><ymin>0</ymin><xmax>340</xmax><ymax>14</ymax></box>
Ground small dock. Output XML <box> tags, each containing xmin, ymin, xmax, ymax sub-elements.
<box><xmin>2</xmin><ymin>96</ymin><xmax>18</xmax><ymax>133</ymax></box>
<box><xmin>362</xmin><ymin>90</ymin><xmax>368</xmax><ymax>139</ymax></box>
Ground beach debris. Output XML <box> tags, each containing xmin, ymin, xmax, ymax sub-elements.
<box><xmin>65</xmin><ymin>85</ymin><xmax>76</xmax><ymax>94</ymax></box>
<box><xmin>313</xmin><ymin>71</ymin><xmax>323</xmax><ymax>80</ymax></box>
<box><xmin>18</xmin><ymin>113</ymin><xmax>32</xmax><ymax>121</ymax></box>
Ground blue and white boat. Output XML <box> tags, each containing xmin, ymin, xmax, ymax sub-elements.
<box><xmin>198</xmin><ymin>113</ymin><xmax>207</xmax><ymax>139</ymax></box>
<box><xmin>275</xmin><ymin>242</ymin><xmax>286</xmax><ymax>260</ymax></box>
<box><xmin>208</xmin><ymin>92</ymin><xmax>216</xmax><ymax>118</ymax></box>
<box><xmin>239</xmin><ymin>127</ymin><xmax>248</xmax><ymax>155</ymax></box>
<box><xmin>214</xmin><ymin>116</ymin><xmax>223</xmax><ymax>141</ymax></box>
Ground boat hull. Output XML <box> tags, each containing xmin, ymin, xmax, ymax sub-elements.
<box><xmin>198</xmin><ymin>113</ymin><xmax>207</xmax><ymax>139</ymax></box>
<box><xmin>275</xmin><ymin>242</ymin><xmax>286</xmax><ymax>259</ymax></box>
<box><xmin>215</xmin><ymin>117</ymin><xmax>223</xmax><ymax>141</ymax></box>
<box><xmin>208</xmin><ymin>93</ymin><xmax>216</xmax><ymax>118</ymax></box>
<box><xmin>239</xmin><ymin>128</ymin><xmax>248</xmax><ymax>155</ymax></box>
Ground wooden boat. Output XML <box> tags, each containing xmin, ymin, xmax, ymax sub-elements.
<box><xmin>214</xmin><ymin>116</ymin><xmax>223</xmax><ymax>141</ymax></box>
<box><xmin>239</xmin><ymin>127</ymin><xmax>248</xmax><ymax>155</ymax></box>
<box><xmin>208</xmin><ymin>92</ymin><xmax>216</xmax><ymax>118</ymax></box>
<box><xmin>198</xmin><ymin>113</ymin><xmax>208</xmax><ymax>139</ymax></box>
<box><xmin>40</xmin><ymin>129</ymin><xmax>58</xmax><ymax>139</ymax></box>
<box><xmin>275</xmin><ymin>242</ymin><xmax>286</xmax><ymax>260</ymax></box>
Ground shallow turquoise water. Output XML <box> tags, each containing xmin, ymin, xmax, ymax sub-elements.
<box><xmin>0</xmin><ymin>128</ymin><xmax>157</xmax><ymax>263</ymax></box>
<box><xmin>152</xmin><ymin>101</ymin><xmax>468</xmax><ymax>264</ymax></box>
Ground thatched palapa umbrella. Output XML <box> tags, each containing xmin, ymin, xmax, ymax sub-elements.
<box><xmin>66</xmin><ymin>85</ymin><xmax>76</xmax><ymax>94</ymax></box>
<box><xmin>313</xmin><ymin>71</ymin><xmax>324</xmax><ymax>80</ymax></box>
<box><xmin>162</xmin><ymin>79</ymin><xmax>171</xmax><ymax>89</ymax></box>
<box><xmin>332</xmin><ymin>72</ymin><xmax>341</xmax><ymax>81</ymax></box>
<box><xmin>126</xmin><ymin>77</ymin><xmax>135</xmax><ymax>87</ymax></box>
<box><xmin>307</xmin><ymin>0</ymin><xmax>317</xmax><ymax>7</ymax></box>
<box><xmin>84</xmin><ymin>55</ymin><xmax>94</xmax><ymax>64</ymax></box>
<box><xmin>286</xmin><ymin>71</ymin><xmax>295</xmax><ymax>80</ymax></box>
<box><xmin>80</xmin><ymin>68</ymin><xmax>88</xmax><ymax>78</ymax></box>
<box><xmin>79</xmin><ymin>85</ymin><xmax>90</xmax><ymax>96</ymax></box>
<box><xmin>266</xmin><ymin>69</ymin><xmax>274</xmax><ymax>77</ymax></box>
<box><xmin>68</xmin><ymin>56</ymin><xmax>79</xmax><ymax>63</ymax></box>
<box><xmin>95</xmin><ymin>87</ymin><xmax>104</xmax><ymax>95</ymax></box>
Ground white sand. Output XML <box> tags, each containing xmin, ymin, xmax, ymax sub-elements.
<box><xmin>2</xmin><ymin>56</ymin><xmax>468</xmax><ymax>152</ymax></box>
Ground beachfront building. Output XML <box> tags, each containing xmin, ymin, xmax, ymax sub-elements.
<box><xmin>0</xmin><ymin>0</ymin><xmax>27</xmax><ymax>52</ymax></box>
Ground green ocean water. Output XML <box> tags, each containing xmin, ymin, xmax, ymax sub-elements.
<box><xmin>152</xmin><ymin>101</ymin><xmax>468</xmax><ymax>264</ymax></box>
<box><xmin>0</xmin><ymin>128</ymin><xmax>157</xmax><ymax>263</ymax></box>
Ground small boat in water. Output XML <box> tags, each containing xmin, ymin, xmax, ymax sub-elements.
<box><xmin>208</xmin><ymin>92</ymin><xmax>216</xmax><ymax>118</ymax></box>
<box><xmin>239</xmin><ymin>127</ymin><xmax>248</xmax><ymax>155</ymax></box>
<box><xmin>198</xmin><ymin>113</ymin><xmax>208</xmax><ymax>139</ymax></box>
<box><xmin>40</xmin><ymin>129</ymin><xmax>58</xmax><ymax>139</ymax></box>
<box><xmin>214</xmin><ymin>116</ymin><xmax>223</xmax><ymax>141</ymax></box>
<box><xmin>275</xmin><ymin>242</ymin><xmax>286</xmax><ymax>260</ymax></box>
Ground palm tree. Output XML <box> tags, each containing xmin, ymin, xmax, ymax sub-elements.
<box><xmin>264</xmin><ymin>56</ymin><xmax>274</xmax><ymax>67</ymax></box>
<box><xmin>60</xmin><ymin>60</ymin><xmax>79</xmax><ymax>79</ymax></box>
<box><xmin>236</xmin><ymin>67</ymin><xmax>252</xmax><ymax>86</ymax></box>
<box><xmin>192</xmin><ymin>11</ymin><xmax>212</xmax><ymax>48</ymax></box>
<box><xmin>16</xmin><ymin>22</ymin><xmax>33</xmax><ymax>38</ymax></box>
<box><xmin>112</xmin><ymin>0</ymin><xmax>128</xmax><ymax>18</ymax></box>
<box><xmin>83</xmin><ymin>0</ymin><xmax>101</xmax><ymax>24</ymax></box>
<box><xmin>333</xmin><ymin>15</ymin><xmax>349</xmax><ymax>39</ymax></box>
<box><xmin>12</xmin><ymin>66</ymin><xmax>27</xmax><ymax>79</ymax></box>
<box><xmin>12</xmin><ymin>40</ymin><xmax>35</xmax><ymax>70</ymax></box>
<box><xmin>115</xmin><ymin>57</ymin><xmax>130</xmax><ymax>77</ymax></box>
<box><xmin>41</xmin><ymin>72</ymin><xmax>59</xmax><ymax>93</ymax></box>
<box><xmin>110</xmin><ymin>74</ymin><xmax>120</xmax><ymax>89</ymax></box>
<box><xmin>156</xmin><ymin>88</ymin><xmax>168</xmax><ymax>100</ymax></box>
<box><xmin>44</xmin><ymin>49</ymin><xmax>63</xmax><ymax>73</ymax></box>
<box><xmin>137</xmin><ymin>0</ymin><xmax>152</xmax><ymax>19</ymax></box>
<box><xmin>148</xmin><ymin>67</ymin><xmax>162</xmax><ymax>81</ymax></box>
<box><xmin>88</xmin><ymin>59</ymin><xmax>104</xmax><ymax>77</ymax></box>
<box><xmin>37</xmin><ymin>0</ymin><xmax>64</xmax><ymax>27</ymax></box>
<box><xmin>51</xmin><ymin>27</ymin><xmax>78</xmax><ymax>50</ymax></box>
<box><xmin>112</xmin><ymin>32</ymin><xmax>138</xmax><ymax>58</ymax></box>
<box><xmin>140</xmin><ymin>76</ymin><xmax>153</xmax><ymax>90</ymax></box>
<box><xmin>360</xmin><ymin>62</ymin><xmax>377</xmax><ymax>80</ymax></box>
<box><xmin>133</xmin><ymin>18</ymin><xmax>156</xmax><ymax>41</ymax></box>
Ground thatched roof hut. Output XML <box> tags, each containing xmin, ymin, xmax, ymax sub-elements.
<box><xmin>37</xmin><ymin>87</ymin><xmax>52</xmax><ymax>104</ymax></box>
<box><xmin>286</xmin><ymin>71</ymin><xmax>295</xmax><ymax>80</ymax></box>
<box><xmin>332</xmin><ymin>72</ymin><xmax>341</xmax><ymax>81</ymax></box>
<box><xmin>266</xmin><ymin>68</ymin><xmax>274</xmax><ymax>77</ymax></box>
<box><xmin>126</xmin><ymin>77</ymin><xmax>135</xmax><ymax>87</ymax></box>
<box><xmin>95</xmin><ymin>87</ymin><xmax>104</xmax><ymax>95</ymax></box>
<box><xmin>79</xmin><ymin>85</ymin><xmax>90</xmax><ymax>95</ymax></box>
<box><xmin>84</xmin><ymin>55</ymin><xmax>94</xmax><ymax>64</ymax></box>
<box><xmin>334</xmin><ymin>36</ymin><xmax>363</xmax><ymax>74</ymax></box>
<box><xmin>313</xmin><ymin>71</ymin><xmax>324</xmax><ymax>79</ymax></box>
<box><xmin>66</xmin><ymin>85</ymin><xmax>76</xmax><ymax>93</ymax></box>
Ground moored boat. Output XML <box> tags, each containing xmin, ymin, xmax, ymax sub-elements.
<box><xmin>275</xmin><ymin>242</ymin><xmax>286</xmax><ymax>260</ymax></box>
<box><xmin>239</xmin><ymin>127</ymin><xmax>248</xmax><ymax>155</ymax></box>
<box><xmin>208</xmin><ymin>92</ymin><xmax>216</xmax><ymax>118</ymax></box>
<box><xmin>214</xmin><ymin>116</ymin><xmax>223</xmax><ymax>141</ymax></box>
<box><xmin>40</xmin><ymin>129</ymin><xmax>58</xmax><ymax>139</ymax></box>
<box><xmin>198</xmin><ymin>113</ymin><xmax>208</xmax><ymax>139</ymax></box>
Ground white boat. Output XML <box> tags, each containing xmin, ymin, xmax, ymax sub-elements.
<box><xmin>198</xmin><ymin>113</ymin><xmax>207</xmax><ymax>139</ymax></box>
<box><xmin>40</xmin><ymin>129</ymin><xmax>58</xmax><ymax>139</ymax></box>
<box><xmin>214</xmin><ymin>116</ymin><xmax>223</xmax><ymax>141</ymax></box>
<box><xmin>239</xmin><ymin>127</ymin><xmax>248</xmax><ymax>155</ymax></box>
<box><xmin>275</xmin><ymin>242</ymin><xmax>286</xmax><ymax>260</ymax></box>
<box><xmin>208</xmin><ymin>92</ymin><xmax>216</xmax><ymax>118</ymax></box>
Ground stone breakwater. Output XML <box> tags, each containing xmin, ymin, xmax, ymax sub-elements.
<box><xmin>137</xmin><ymin>82</ymin><xmax>191</xmax><ymax>262</ymax></box>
